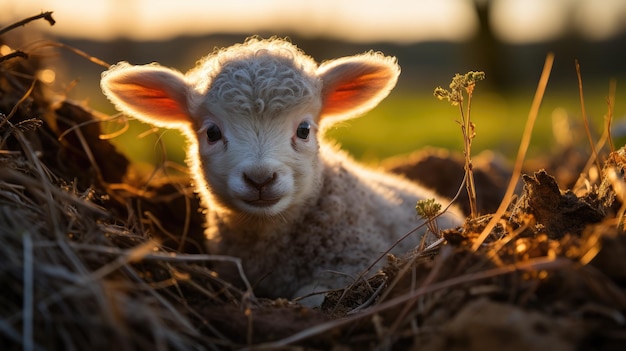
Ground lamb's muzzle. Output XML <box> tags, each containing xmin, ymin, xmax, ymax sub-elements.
<box><xmin>242</xmin><ymin>171</ymin><xmax>280</xmax><ymax>206</ymax></box>
<box><xmin>100</xmin><ymin>37</ymin><xmax>464</xmax><ymax>305</ymax></box>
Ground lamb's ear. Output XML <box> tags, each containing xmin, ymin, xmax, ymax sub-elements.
<box><xmin>101</xmin><ymin>62</ymin><xmax>192</xmax><ymax>129</ymax></box>
<box><xmin>317</xmin><ymin>52</ymin><xmax>400</xmax><ymax>124</ymax></box>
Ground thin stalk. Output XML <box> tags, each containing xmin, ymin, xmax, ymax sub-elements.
<box><xmin>434</xmin><ymin>72</ymin><xmax>483</xmax><ymax>219</ymax></box>
<box><xmin>472</xmin><ymin>53</ymin><xmax>554</xmax><ymax>251</ymax></box>
<box><xmin>0</xmin><ymin>11</ymin><xmax>55</xmax><ymax>36</ymax></box>
<box><xmin>462</xmin><ymin>89</ymin><xmax>478</xmax><ymax>219</ymax></box>
<box><xmin>606</xmin><ymin>79</ymin><xmax>616</xmax><ymax>155</ymax></box>
<box><xmin>576</xmin><ymin>60</ymin><xmax>602</xmax><ymax>173</ymax></box>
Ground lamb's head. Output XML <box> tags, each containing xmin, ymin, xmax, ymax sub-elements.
<box><xmin>101</xmin><ymin>37</ymin><xmax>399</xmax><ymax>220</ymax></box>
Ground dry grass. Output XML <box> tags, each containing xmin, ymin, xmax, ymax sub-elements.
<box><xmin>1</xmin><ymin>13</ymin><xmax>626</xmax><ymax>351</ymax></box>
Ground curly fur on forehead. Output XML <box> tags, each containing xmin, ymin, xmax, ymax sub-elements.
<box><xmin>188</xmin><ymin>38</ymin><xmax>322</xmax><ymax>119</ymax></box>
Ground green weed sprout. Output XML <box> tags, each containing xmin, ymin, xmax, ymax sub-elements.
<box><xmin>434</xmin><ymin>71</ymin><xmax>485</xmax><ymax>219</ymax></box>
<box><xmin>416</xmin><ymin>198</ymin><xmax>442</xmax><ymax>237</ymax></box>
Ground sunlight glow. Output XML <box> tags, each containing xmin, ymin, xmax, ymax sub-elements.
<box><xmin>575</xmin><ymin>0</ymin><xmax>626</xmax><ymax>41</ymax></box>
<box><xmin>1</xmin><ymin>0</ymin><xmax>625</xmax><ymax>44</ymax></box>
<box><xmin>37</xmin><ymin>69</ymin><xmax>56</xmax><ymax>84</ymax></box>
<box><xmin>0</xmin><ymin>45</ymin><xmax>12</xmax><ymax>56</ymax></box>
<box><xmin>491</xmin><ymin>0</ymin><xmax>570</xmax><ymax>43</ymax></box>
<box><xmin>491</xmin><ymin>0</ymin><xmax>626</xmax><ymax>43</ymax></box>
<box><xmin>1</xmin><ymin>0</ymin><xmax>476</xmax><ymax>43</ymax></box>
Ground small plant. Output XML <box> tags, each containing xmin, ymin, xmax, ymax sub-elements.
<box><xmin>434</xmin><ymin>71</ymin><xmax>485</xmax><ymax>219</ymax></box>
<box><xmin>416</xmin><ymin>198</ymin><xmax>442</xmax><ymax>240</ymax></box>
<box><xmin>415</xmin><ymin>199</ymin><xmax>441</xmax><ymax>252</ymax></box>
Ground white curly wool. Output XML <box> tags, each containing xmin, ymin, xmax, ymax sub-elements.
<box><xmin>101</xmin><ymin>37</ymin><xmax>463</xmax><ymax>303</ymax></box>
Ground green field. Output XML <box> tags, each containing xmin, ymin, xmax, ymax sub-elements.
<box><xmin>105</xmin><ymin>85</ymin><xmax>623</xmax><ymax>169</ymax></box>
<box><xmin>326</xmin><ymin>86</ymin><xmax>621</xmax><ymax>163</ymax></box>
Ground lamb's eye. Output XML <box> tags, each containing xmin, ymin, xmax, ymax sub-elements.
<box><xmin>296</xmin><ymin>121</ymin><xmax>311</xmax><ymax>140</ymax></box>
<box><xmin>206</xmin><ymin>124</ymin><xmax>222</xmax><ymax>143</ymax></box>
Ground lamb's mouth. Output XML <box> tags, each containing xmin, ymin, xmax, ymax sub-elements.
<box><xmin>244</xmin><ymin>198</ymin><xmax>281</xmax><ymax>208</ymax></box>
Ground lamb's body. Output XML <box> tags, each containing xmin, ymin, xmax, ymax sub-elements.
<box><xmin>101</xmin><ymin>38</ymin><xmax>463</xmax><ymax>302</ymax></box>
<box><xmin>208</xmin><ymin>145</ymin><xmax>459</xmax><ymax>298</ymax></box>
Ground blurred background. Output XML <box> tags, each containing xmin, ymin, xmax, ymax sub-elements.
<box><xmin>2</xmin><ymin>0</ymin><xmax>626</xmax><ymax>166</ymax></box>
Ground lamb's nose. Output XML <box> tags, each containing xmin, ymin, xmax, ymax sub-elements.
<box><xmin>243</xmin><ymin>172</ymin><xmax>277</xmax><ymax>190</ymax></box>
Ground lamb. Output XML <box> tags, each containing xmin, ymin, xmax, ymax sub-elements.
<box><xmin>100</xmin><ymin>37</ymin><xmax>464</xmax><ymax>304</ymax></box>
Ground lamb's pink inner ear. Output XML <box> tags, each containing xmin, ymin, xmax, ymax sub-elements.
<box><xmin>323</xmin><ymin>69</ymin><xmax>390</xmax><ymax>115</ymax></box>
<box><xmin>115</xmin><ymin>82</ymin><xmax>187</xmax><ymax>119</ymax></box>
<box><xmin>318</xmin><ymin>57</ymin><xmax>399</xmax><ymax>121</ymax></box>
<box><xmin>102</xmin><ymin>66</ymin><xmax>192</xmax><ymax>128</ymax></box>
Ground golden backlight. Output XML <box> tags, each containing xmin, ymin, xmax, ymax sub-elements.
<box><xmin>2</xmin><ymin>0</ymin><xmax>624</xmax><ymax>43</ymax></box>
